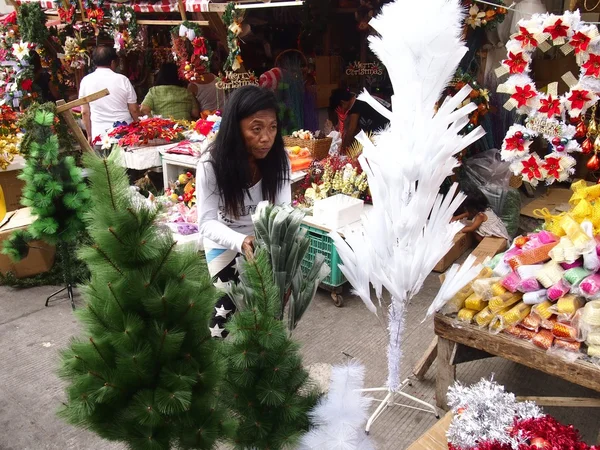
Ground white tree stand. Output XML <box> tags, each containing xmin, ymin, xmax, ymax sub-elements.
<box><xmin>360</xmin><ymin>379</ymin><xmax>439</xmax><ymax>435</ymax></box>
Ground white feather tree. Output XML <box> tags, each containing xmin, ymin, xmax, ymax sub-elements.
<box><xmin>330</xmin><ymin>0</ymin><xmax>486</xmax><ymax>392</ymax></box>
<box><xmin>299</xmin><ymin>361</ymin><xmax>375</xmax><ymax>450</ymax></box>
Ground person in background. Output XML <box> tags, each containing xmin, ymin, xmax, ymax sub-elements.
<box><xmin>188</xmin><ymin>72</ymin><xmax>218</xmax><ymax>116</ymax></box>
<box><xmin>452</xmin><ymin>190</ymin><xmax>510</xmax><ymax>244</ymax></box>
<box><xmin>197</xmin><ymin>85</ymin><xmax>290</xmax><ymax>338</ymax></box>
<box><xmin>329</xmin><ymin>88</ymin><xmax>390</xmax><ymax>152</ymax></box>
<box><xmin>30</xmin><ymin>51</ymin><xmax>59</xmax><ymax>103</ymax></box>
<box><xmin>79</xmin><ymin>46</ymin><xmax>139</xmax><ymax>145</ymax></box>
<box><xmin>141</xmin><ymin>63</ymin><xmax>199</xmax><ymax>121</ymax></box>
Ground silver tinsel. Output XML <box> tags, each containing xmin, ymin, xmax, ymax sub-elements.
<box><xmin>446</xmin><ymin>378</ymin><xmax>543</xmax><ymax>450</ymax></box>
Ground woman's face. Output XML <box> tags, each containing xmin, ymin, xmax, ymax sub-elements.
<box><xmin>240</xmin><ymin>109</ymin><xmax>278</xmax><ymax>160</ymax></box>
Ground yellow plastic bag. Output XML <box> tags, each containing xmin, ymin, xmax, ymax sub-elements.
<box><xmin>0</xmin><ymin>184</ymin><xmax>6</xmax><ymax>223</ymax></box>
<box><xmin>533</xmin><ymin>208</ymin><xmax>565</xmax><ymax>237</ymax></box>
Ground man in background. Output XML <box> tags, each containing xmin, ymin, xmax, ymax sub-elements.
<box><xmin>79</xmin><ymin>46</ymin><xmax>139</xmax><ymax>145</ymax></box>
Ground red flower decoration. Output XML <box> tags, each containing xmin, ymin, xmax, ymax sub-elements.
<box><xmin>570</xmin><ymin>31</ymin><xmax>591</xmax><ymax>54</ymax></box>
<box><xmin>522</xmin><ymin>156</ymin><xmax>542</xmax><ymax>181</ymax></box>
<box><xmin>512</xmin><ymin>84</ymin><xmax>536</xmax><ymax>107</ymax></box>
<box><xmin>543</xmin><ymin>19</ymin><xmax>569</xmax><ymax>40</ymax></box>
<box><xmin>568</xmin><ymin>89</ymin><xmax>592</xmax><ymax>111</ymax></box>
<box><xmin>1</xmin><ymin>11</ymin><xmax>17</xmax><ymax>25</ymax></box>
<box><xmin>583</xmin><ymin>54</ymin><xmax>600</xmax><ymax>77</ymax></box>
<box><xmin>86</xmin><ymin>7</ymin><xmax>104</xmax><ymax>23</ymax></box>
<box><xmin>543</xmin><ymin>156</ymin><xmax>562</xmax><ymax>179</ymax></box>
<box><xmin>192</xmin><ymin>37</ymin><xmax>207</xmax><ymax>56</ymax></box>
<box><xmin>538</xmin><ymin>95</ymin><xmax>561</xmax><ymax>118</ymax></box>
<box><xmin>505</xmin><ymin>135</ymin><xmax>525</xmax><ymax>151</ymax></box>
<box><xmin>504</xmin><ymin>51</ymin><xmax>528</xmax><ymax>74</ymax></box>
<box><xmin>20</xmin><ymin>79</ymin><xmax>33</xmax><ymax>91</ymax></box>
<box><xmin>515</xmin><ymin>26</ymin><xmax>537</xmax><ymax>48</ymax></box>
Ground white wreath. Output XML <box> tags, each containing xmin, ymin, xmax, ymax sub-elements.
<box><xmin>497</xmin><ymin>10</ymin><xmax>600</xmax><ymax>186</ymax></box>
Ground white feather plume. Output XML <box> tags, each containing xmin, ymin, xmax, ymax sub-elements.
<box><xmin>426</xmin><ymin>255</ymin><xmax>484</xmax><ymax>319</ymax></box>
<box><xmin>299</xmin><ymin>361</ymin><xmax>375</xmax><ymax>450</ymax></box>
<box><xmin>330</xmin><ymin>0</ymin><xmax>486</xmax><ymax>392</ymax></box>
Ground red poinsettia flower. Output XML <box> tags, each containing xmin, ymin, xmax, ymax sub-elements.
<box><xmin>20</xmin><ymin>78</ymin><xmax>33</xmax><ymax>91</ymax></box>
<box><xmin>86</xmin><ymin>7</ymin><xmax>104</xmax><ymax>23</ymax></box>
<box><xmin>512</xmin><ymin>84</ymin><xmax>536</xmax><ymax>107</ymax></box>
<box><xmin>543</xmin><ymin>19</ymin><xmax>569</xmax><ymax>40</ymax></box>
<box><xmin>192</xmin><ymin>37</ymin><xmax>207</xmax><ymax>56</ymax></box>
<box><xmin>543</xmin><ymin>156</ymin><xmax>562</xmax><ymax>179</ymax></box>
<box><xmin>568</xmin><ymin>89</ymin><xmax>592</xmax><ymax>111</ymax></box>
<box><xmin>505</xmin><ymin>135</ymin><xmax>525</xmax><ymax>151</ymax></box>
<box><xmin>504</xmin><ymin>52</ymin><xmax>528</xmax><ymax>74</ymax></box>
<box><xmin>514</xmin><ymin>26</ymin><xmax>537</xmax><ymax>48</ymax></box>
<box><xmin>1</xmin><ymin>11</ymin><xmax>17</xmax><ymax>25</ymax></box>
<box><xmin>570</xmin><ymin>31</ymin><xmax>591</xmax><ymax>54</ymax></box>
<box><xmin>522</xmin><ymin>156</ymin><xmax>542</xmax><ymax>181</ymax></box>
<box><xmin>538</xmin><ymin>95</ymin><xmax>561</xmax><ymax>118</ymax></box>
<box><xmin>583</xmin><ymin>54</ymin><xmax>600</xmax><ymax>77</ymax></box>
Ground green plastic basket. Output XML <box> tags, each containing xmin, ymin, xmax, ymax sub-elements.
<box><xmin>301</xmin><ymin>224</ymin><xmax>346</xmax><ymax>288</ymax></box>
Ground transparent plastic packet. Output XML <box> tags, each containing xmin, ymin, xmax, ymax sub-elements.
<box><xmin>547</xmin><ymin>279</ymin><xmax>571</xmax><ymax>301</ymax></box>
<box><xmin>520</xmin><ymin>312</ymin><xmax>541</xmax><ymax>331</ymax></box>
<box><xmin>548</xmin><ymin>295</ymin><xmax>585</xmax><ymax>323</ymax></box>
<box><xmin>489</xmin><ymin>301</ymin><xmax>531</xmax><ymax>334</ymax></box>
<box><xmin>504</xmin><ymin>325</ymin><xmax>536</xmax><ymax>341</ymax></box>
<box><xmin>442</xmin><ymin>268</ymin><xmax>493</xmax><ymax>315</ymax></box>
<box><xmin>464</xmin><ymin>293</ymin><xmax>487</xmax><ymax>311</ymax></box>
<box><xmin>472</xmin><ymin>277</ymin><xmax>501</xmax><ymax>301</ymax></box>
<box><xmin>532</xmin><ymin>328</ymin><xmax>554</xmax><ymax>350</ymax></box>
<box><xmin>500</xmin><ymin>271</ymin><xmax>521</xmax><ymax>293</ymax></box>
<box><xmin>579</xmin><ymin>273</ymin><xmax>600</xmax><ymax>299</ymax></box>
<box><xmin>457</xmin><ymin>308</ymin><xmax>478</xmax><ymax>324</ymax></box>
<box><xmin>547</xmin><ymin>339</ymin><xmax>582</xmax><ymax>362</ymax></box>
<box><xmin>520</xmin><ymin>278</ymin><xmax>542</xmax><ymax>293</ymax></box>
<box><xmin>489</xmin><ymin>292</ymin><xmax>522</xmax><ymax>313</ymax></box>
<box><xmin>536</xmin><ymin>261</ymin><xmax>565</xmax><ymax>289</ymax></box>
<box><xmin>523</xmin><ymin>289</ymin><xmax>547</xmax><ymax>305</ymax></box>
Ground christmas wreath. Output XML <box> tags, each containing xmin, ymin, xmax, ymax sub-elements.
<box><xmin>441</xmin><ymin>70</ymin><xmax>491</xmax><ymax>132</ymax></box>
<box><xmin>223</xmin><ymin>2</ymin><xmax>244</xmax><ymax>71</ymax></box>
<box><xmin>109</xmin><ymin>5</ymin><xmax>141</xmax><ymax>55</ymax></box>
<box><xmin>463</xmin><ymin>0</ymin><xmax>507</xmax><ymax>30</ymax></box>
<box><xmin>497</xmin><ymin>10</ymin><xmax>600</xmax><ymax>186</ymax></box>
<box><xmin>171</xmin><ymin>21</ymin><xmax>211</xmax><ymax>83</ymax></box>
<box><xmin>16</xmin><ymin>3</ymin><xmax>48</xmax><ymax>45</ymax></box>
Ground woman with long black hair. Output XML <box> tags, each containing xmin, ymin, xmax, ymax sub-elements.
<box><xmin>197</xmin><ymin>85</ymin><xmax>291</xmax><ymax>337</ymax></box>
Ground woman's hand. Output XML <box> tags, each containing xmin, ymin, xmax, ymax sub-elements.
<box><xmin>242</xmin><ymin>236</ymin><xmax>255</xmax><ymax>259</ymax></box>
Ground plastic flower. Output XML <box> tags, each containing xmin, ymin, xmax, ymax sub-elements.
<box><xmin>480</xmin><ymin>89</ymin><xmax>490</xmax><ymax>102</ymax></box>
<box><xmin>304</xmin><ymin>183</ymin><xmax>329</xmax><ymax>202</ymax></box>
<box><xmin>12</xmin><ymin>41</ymin><xmax>30</xmax><ymax>60</ymax></box>
<box><xmin>232</xmin><ymin>54</ymin><xmax>243</xmax><ymax>71</ymax></box>
<box><xmin>466</xmin><ymin>5</ymin><xmax>485</xmax><ymax>29</ymax></box>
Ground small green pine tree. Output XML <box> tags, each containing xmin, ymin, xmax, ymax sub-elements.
<box><xmin>224</xmin><ymin>248</ymin><xmax>320</xmax><ymax>450</ymax></box>
<box><xmin>2</xmin><ymin>103</ymin><xmax>88</xmax><ymax>262</ymax></box>
<box><xmin>58</xmin><ymin>150</ymin><xmax>234</xmax><ymax>450</ymax></box>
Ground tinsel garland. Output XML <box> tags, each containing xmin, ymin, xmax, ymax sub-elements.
<box><xmin>223</xmin><ymin>2</ymin><xmax>243</xmax><ymax>72</ymax></box>
<box><xmin>447</xmin><ymin>379</ymin><xmax>599</xmax><ymax>450</ymax></box>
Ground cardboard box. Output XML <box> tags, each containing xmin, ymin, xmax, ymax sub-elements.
<box><xmin>316</xmin><ymin>83</ymin><xmax>338</xmax><ymax>109</ymax></box>
<box><xmin>0</xmin><ymin>208</ymin><xmax>56</xmax><ymax>278</ymax></box>
<box><xmin>315</xmin><ymin>56</ymin><xmax>342</xmax><ymax>85</ymax></box>
<box><xmin>433</xmin><ymin>232</ymin><xmax>474</xmax><ymax>273</ymax></box>
<box><xmin>406</xmin><ymin>412</ymin><xmax>452</xmax><ymax>450</ymax></box>
<box><xmin>520</xmin><ymin>187</ymin><xmax>573</xmax><ymax>219</ymax></box>
<box><xmin>471</xmin><ymin>237</ymin><xmax>507</xmax><ymax>265</ymax></box>
<box><xmin>0</xmin><ymin>167</ymin><xmax>25</xmax><ymax>212</ymax></box>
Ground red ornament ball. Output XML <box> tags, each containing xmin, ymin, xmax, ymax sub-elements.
<box><xmin>552</xmin><ymin>136</ymin><xmax>562</xmax><ymax>146</ymax></box>
<box><xmin>514</xmin><ymin>131</ymin><xmax>523</xmax><ymax>139</ymax></box>
<box><xmin>583</xmin><ymin>138</ymin><xmax>594</xmax><ymax>154</ymax></box>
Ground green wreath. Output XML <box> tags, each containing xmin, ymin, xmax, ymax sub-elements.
<box><xmin>109</xmin><ymin>5</ymin><xmax>141</xmax><ymax>55</ymax></box>
<box><xmin>17</xmin><ymin>3</ymin><xmax>49</xmax><ymax>45</ymax></box>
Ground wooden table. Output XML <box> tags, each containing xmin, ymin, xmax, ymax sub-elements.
<box><xmin>434</xmin><ymin>313</ymin><xmax>600</xmax><ymax>443</ymax></box>
<box><xmin>406</xmin><ymin>412</ymin><xmax>452</xmax><ymax>450</ymax></box>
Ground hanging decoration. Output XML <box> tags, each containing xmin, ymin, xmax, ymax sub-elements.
<box><xmin>0</xmin><ymin>105</ymin><xmax>20</xmax><ymax>170</ymax></box>
<box><xmin>62</xmin><ymin>32</ymin><xmax>90</xmax><ymax>69</ymax></box>
<box><xmin>497</xmin><ymin>10</ymin><xmax>600</xmax><ymax>185</ymax></box>
<box><xmin>109</xmin><ymin>5</ymin><xmax>141</xmax><ymax>55</ymax></box>
<box><xmin>57</xmin><ymin>4</ymin><xmax>76</xmax><ymax>25</ymax></box>
<box><xmin>16</xmin><ymin>3</ymin><xmax>48</xmax><ymax>45</ymax></box>
<box><xmin>171</xmin><ymin>21</ymin><xmax>211</xmax><ymax>83</ymax></box>
<box><xmin>86</xmin><ymin>6</ymin><xmax>105</xmax><ymax>36</ymax></box>
<box><xmin>345</xmin><ymin>61</ymin><xmax>384</xmax><ymax>76</ymax></box>
<box><xmin>462</xmin><ymin>0</ymin><xmax>507</xmax><ymax>30</ymax></box>
<box><xmin>222</xmin><ymin>2</ymin><xmax>244</xmax><ymax>72</ymax></box>
<box><xmin>215</xmin><ymin>71</ymin><xmax>258</xmax><ymax>90</ymax></box>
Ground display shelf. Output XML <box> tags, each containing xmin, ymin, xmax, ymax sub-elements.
<box><xmin>160</xmin><ymin>151</ymin><xmax>201</xmax><ymax>187</ymax></box>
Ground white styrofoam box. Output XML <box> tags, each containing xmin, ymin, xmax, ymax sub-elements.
<box><xmin>313</xmin><ymin>194</ymin><xmax>364</xmax><ymax>230</ymax></box>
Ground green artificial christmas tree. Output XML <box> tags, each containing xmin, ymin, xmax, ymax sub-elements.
<box><xmin>2</xmin><ymin>103</ymin><xmax>89</xmax><ymax>304</ymax></box>
<box><xmin>253</xmin><ymin>204</ymin><xmax>329</xmax><ymax>331</ymax></box>
<box><xmin>224</xmin><ymin>248</ymin><xmax>321</xmax><ymax>450</ymax></box>
<box><xmin>58</xmin><ymin>149</ymin><xmax>234</xmax><ymax>450</ymax></box>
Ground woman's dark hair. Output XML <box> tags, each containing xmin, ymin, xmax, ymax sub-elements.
<box><xmin>209</xmin><ymin>85</ymin><xmax>289</xmax><ymax>218</ymax></box>
<box><xmin>462</xmin><ymin>188</ymin><xmax>490</xmax><ymax>214</ymax></box>
<box><xmin>329</xmin><ymin>88</ymin><xmax>354</xmax><ymax>111</ymax></box>
<box><xmin>155</xmin><ymin>63</ymin><xmax>185</xmax><ymax>87</ymax></box>
<box><xmin>93</xmin><ymin>46</ymin><xmax>118</xmax><ymax>67</ymax></box>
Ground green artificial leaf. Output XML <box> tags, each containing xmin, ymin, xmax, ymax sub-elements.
<box><xmin>34</xmin><ymin>110</ymin><xmax>54</xmax><ymax>126</ymax></box>
<box><xmin>154</xmin><ymin>387</ymin><xmax>192</xmax><ymax>415</ymax></box>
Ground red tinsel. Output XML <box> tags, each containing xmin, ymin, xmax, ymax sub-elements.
<box><xmin>449</xmin><ymin>415</ymin><xmax>599</xmax><ymax>450</ymax></box>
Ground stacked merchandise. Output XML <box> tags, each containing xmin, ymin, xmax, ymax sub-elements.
<box><xmin>445</xmin><ymin>180</ymin><xmax>600</xmax><ymax>360</ymax></box>
<box><xmin>446</xmin><ymin>378</ymin><xmax>598</xmax><ymax>450</ymax></box>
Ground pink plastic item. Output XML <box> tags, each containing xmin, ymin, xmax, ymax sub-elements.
<box><xmin>580</xmin><ymin>273</ymin><xmax>600</xmax><ymax>297</ymax></box>
<box><xmin>561</xmin><ymin>260</ymin><xmax>583</xmax><ymax>270</ymax></box>
<box><xmin>547</xmin><ymin>279</ymin><xmax>571</xmax><ymax>301</ymax></box>
<box><xmin>520</xmin><ymin>278</ymin><xmax>541</xmax><ymax>292</ymax></box>
<box><xmin>538</xmin><ymin>231</ymin><xmax>559</xmax><ymax>244</ymax></box>
<box><xmin>503</xmin><ymin>245</ymin><xmax>523</xmax><ymax>262</ymax></box>
<box><xmin>501</xmin><ymin>271</ymin><xmax>521</xmax><ymax>293</ymax></box>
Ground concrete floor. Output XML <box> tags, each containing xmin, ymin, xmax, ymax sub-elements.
<box><xmin>1</xmin><ymin>274</ymin><xmax>599</xmax><ymax>450</ymax></box>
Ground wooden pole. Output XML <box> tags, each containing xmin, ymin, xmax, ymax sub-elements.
<box><xmin>56</xmin><ymin>89</ymin><xmax>109</xmax><ymax>114</ymax></box>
